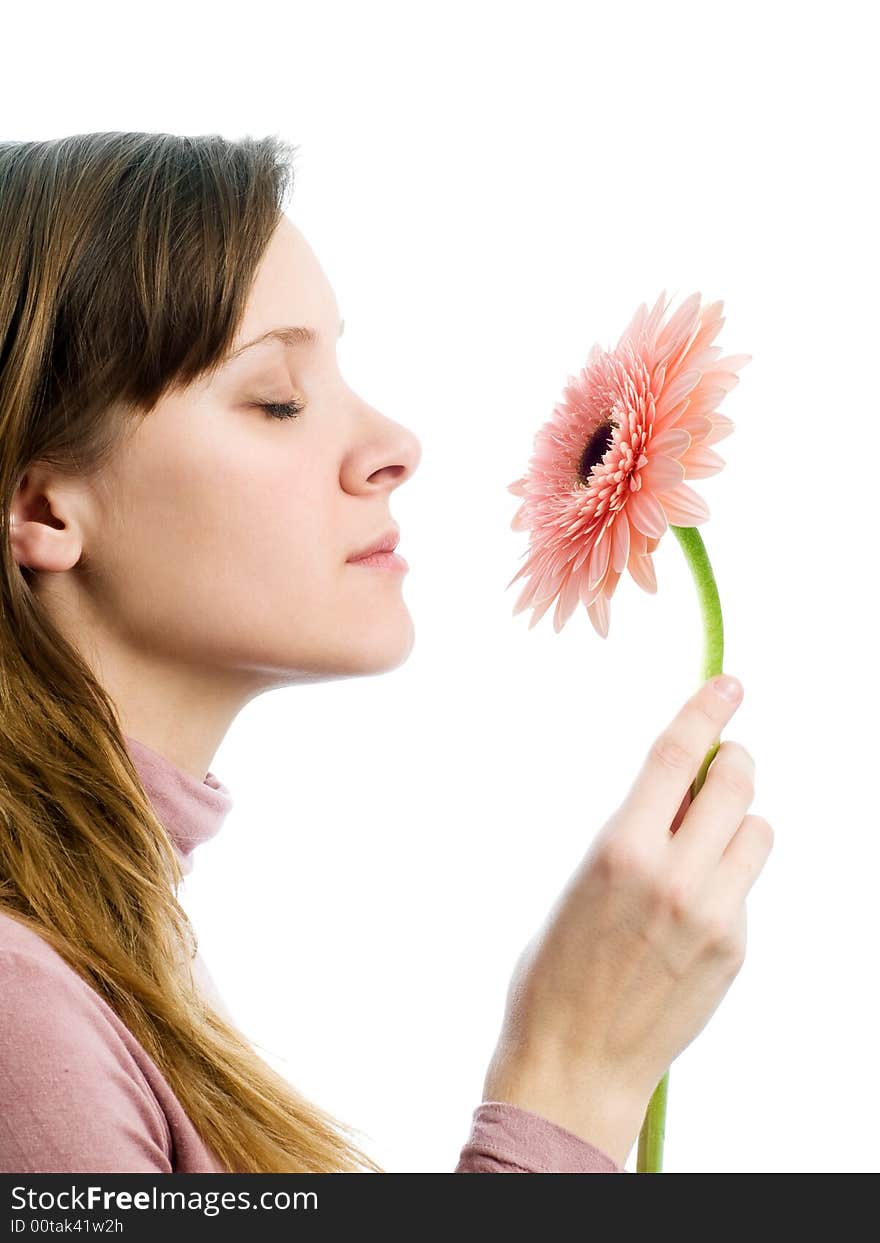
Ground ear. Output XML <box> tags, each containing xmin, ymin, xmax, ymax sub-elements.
<box><xmin>8</xmin><ymin>466</ymin><xmax>86</xmax><ymax>574</ymax></box>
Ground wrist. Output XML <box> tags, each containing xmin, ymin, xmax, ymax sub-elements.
<box><xmin>482</xmin><ymin>1049</ymin><xmax>648</xmax><ymax>1169</ymax></box>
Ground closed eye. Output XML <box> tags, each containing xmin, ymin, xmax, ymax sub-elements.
<box><xmin>257</xmin><ymin>400</ymin><xmax>305</xmax><ymax>421</ymax></box>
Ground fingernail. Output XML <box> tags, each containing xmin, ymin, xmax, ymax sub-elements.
<box><xmin>714</xmin><ymin>674</ymin><xmax>743</xmax><ymax>702</ymax></box>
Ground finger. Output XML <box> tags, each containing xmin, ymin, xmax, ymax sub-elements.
<box><xmin>670</xmin><ymin>741</ymin><xmax>756</xmax><ymax>876</ymax></box>
<box><xmin>707</xmin><ymin>814</ymin><xmax>775</xmax><ymax>907</ymax></box>
<box><xmin>617</xmin><ymin>674</ymin><xmax>744</xmax><ymax>844</ymax></box>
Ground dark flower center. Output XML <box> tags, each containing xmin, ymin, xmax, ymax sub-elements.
<box><xmin>577</xmin><ymin>417</ymin><xmax>617</xmax><ymax>487</ymax></box>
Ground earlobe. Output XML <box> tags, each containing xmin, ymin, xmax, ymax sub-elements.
<box><xmin>9</xmin><ymin>518</ymin><xmax>82</xmax><ymax>573</ymax></box>
<box><xmin>8</xmin><ymin>512</ymin><xmax>28</xmax><ymax>569</ymax></box>
<box><xmin>9</xmin><ymin>472</ymin><xmax>88</xmax><ymax>573</ymax></box>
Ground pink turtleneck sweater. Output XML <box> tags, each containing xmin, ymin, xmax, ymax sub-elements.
<box><xmin>0</xmin><ymin>736</ymin><xmax>624</xmax><ymax>1174</ymax></box>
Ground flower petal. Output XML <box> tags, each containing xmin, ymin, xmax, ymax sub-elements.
<box><xmin>658</xmin><ymin>482</ymin><xmax>711</xmax><ymax>525</ymax></box>
<box><xmin>577</xmin><ymin>558</ymin><xmax>607</xmax><ymax>606</ymax></box>
<box><xmin>655</xmin><ymin>369</ymin><xmax>702</xmax><ymax>421</ymax></box>
<box><xmin>642</xmin><ymin>453</ymin><xmax>685</xmax><ymax>491</ymax></box>
<box><xmin>527</xmin><ymin>558</ymin><xmax>562</xmax><ymax>607</ymax></box>
<box><xmin>652</xmin><ymin>397</ymin><xmax>690</xmax><ymax>434</ymax></box>
<box><xmin>627</xmin><ymin>489</ymin><xmax>669</xmax><ymax>539</ymax></box>
<box><xmin>677</xmin><ymin>413</ymin><xmax>712</xmax><ymax>442</ymax></box>
<box><xmin>684</xmin><ymin>344</ymin><xmax>723</xmax><ymax>371</ymax></box>
<box><xmin>681</xmin><ymin>444</ymin><xmax>726</xmax><ymax>478</ymax></box>
<box><xmin>586</xmin><ymin>590</ymin><xmax>611</xmax><ymax>638</ymax></box>
<box><xmin>611</xmin><ymin>512</ymin><xmax>630</xmax><ymax>573</ymax></box>
<box><xmin>572</xmin><ymin>535</ymin><xmax>595</xmax><ymax>574</ymax></box>
<box><xmin>628</xmin><ymin>552</ymin><xmax>657</xmax><ymax>594</ymax></box>
<box><xmin>527</xmin><ymin>595</ymin><xmax>556</xmax><ymax>630</ymax></box>
<box><xmin>682</xmin><ymin>384</ymin><xmax>727</xmax><ymax>416</ymax></box>
<box><xmin>553</xmin><ymin>570</ymin><xmax>582</xmax><ymax>632</ymax></box>
<box><xmin>683</xmin><ymin>300</ymin><xmax>725</xmax><ymax>359</ymax></box>
<box><xmin>655</xmin><ymin>292</ymin><xmax>702</xmax><ymax>362</ymax></box>
<box><xmin>588</xmin><ymin>528</ymin><xmax>612</xmax><ymax>589</ymax></box>
<box><xmin>511</xmin><ymin>503</ymin><xmax>530</xmax><ymax>531</ymax></box>
<box><xmin>505</xmin><ymin>552</ymin><xmax>532</xmax><ymax>591</ymax></box>
<box><xmin>618</xmin><ymin>299</ymin><xmax>649</xmax><ymax>348</ymax></box>
<box><xmin>704</xmin><ymin>413</ymin><xmax>735</xmax><ymax>445</ymax></box>
<box><xmin>705</xmin><ymin>353</ymin><xmax>752</xmax><ymax>387</ymax></box>
<box><xmin>511</xmin><ymin>556</ymin><xmax>555</xmax><ymax>612</ymax></box>
<box><xmin>650</xmin><ymin>426</ymin><xmax>691</xmax><ymax>458</ymax></box>
<box><xmin>630</xmin><ymin>525</ymin><xmax>648</xmax><ymax>557</ymax></box>
<box><xmin>511</xmin><ymin>578</ymin><xmax>539</xmax><ymax>615</ymax></box>
<box><xmin>644</xmin><ymin>290</ymin><xmax>671</xmax><ymax>340</ymax></box>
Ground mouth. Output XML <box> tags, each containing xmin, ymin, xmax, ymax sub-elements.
<box><xmin>346</xmin><ymin>525</ymin><xmax>401</xmax><ymax>562</ymax></box>
<box><xmin>347</xmin><ymin>549</ymin><xmax>409</xmax><ymax>572</ymax></box>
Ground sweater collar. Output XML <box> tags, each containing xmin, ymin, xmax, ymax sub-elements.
<box><xmin>122</xmin><ymin>733</ymin><xmax>234</xmax><ymax>875</ymax></box>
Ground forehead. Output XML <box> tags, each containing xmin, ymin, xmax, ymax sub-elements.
<box><xmin>231</xmin><ymin>215</ymin><xmax>340</xmax><ymax>354</ymax></box>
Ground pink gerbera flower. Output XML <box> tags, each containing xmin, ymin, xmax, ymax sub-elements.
<box><xmin>505</xmin><ymin>290</ymin><xmax>750</xmax><ymax>638</ymax></box>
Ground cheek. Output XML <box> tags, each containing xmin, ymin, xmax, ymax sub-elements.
<box><xmin>213</xmin><ymin>463</ymin><xmax>335</xmax><ymax>592</ymax></box>
<box><xmin>98</xmin><ymin>433</ymin><xmax>339</xmax><ymax>650</ymax></box>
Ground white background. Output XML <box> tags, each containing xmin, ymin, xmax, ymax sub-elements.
<box><xmin>6</xmin><ymin>0</ymin><xmax>877</xmax><ymax>1173</ymax></box>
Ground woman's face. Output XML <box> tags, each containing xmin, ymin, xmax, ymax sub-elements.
<box><xmin>25</xmin><ymin>214</ymin><xmax>422</xmax><ymax>713</ymax></box>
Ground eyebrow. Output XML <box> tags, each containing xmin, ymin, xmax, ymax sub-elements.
<box><xmin>227</xmin><ymin>317</ymin><xmax>345</xmax><ymax>361</ymax></box>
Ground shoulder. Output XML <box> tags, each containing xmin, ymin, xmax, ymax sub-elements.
<box><xmin>0</xmin><ymin>908</ymin><xmax>97</xmax><ymax>981</ymax></box>
<box><xmin>0</xmin><ymin>909</ymin><xmax>173</xmax><ymax>1173</ymax></box>
<box><xmin>0</xmin><ymin>910</ymin><xmax>122</xmax><ymax>1034</ymax></box>
<box><xmin>0</xmin><ymin>906</ymin><xmax>68</xmax><ymax>962</ymax></box>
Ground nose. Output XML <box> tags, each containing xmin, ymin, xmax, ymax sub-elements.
<box><xmin>344</xmin><ymin>413</ymin><xmax>422</xmax><ymax>495</ymax></box>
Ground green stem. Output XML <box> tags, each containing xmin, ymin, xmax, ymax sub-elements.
<box><xmin>635</xmin><ymin>524</ymin><xmax>724</xmax><ymax>1173</ymax></box>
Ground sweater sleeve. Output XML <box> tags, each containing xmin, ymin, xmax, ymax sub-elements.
<box><xmin>454</xmin><ymin>1101</ymin><xmax>626</xmax><ymax>1173</ymax></box>
<box><xmin>0</xmin><ymin>946</ymin><xmax>173</xmax><ymax>1174</ymax></box>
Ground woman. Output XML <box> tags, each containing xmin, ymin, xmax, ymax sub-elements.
<box><xmin>0</xmin><ymin>131</ymin><xmax>773</xmax><ymax>1174</ymax></box>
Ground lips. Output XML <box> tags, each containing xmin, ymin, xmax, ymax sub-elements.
<box><xmin>347</xmin><ymin>526</ymin><xmax>400</xmax><ymax>561</ymax></box>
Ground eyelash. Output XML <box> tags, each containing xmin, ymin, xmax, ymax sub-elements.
<box><xmin>257</xmin><ymin>399</ymin><xmax>306</xmax><ymax>421</ymax></box>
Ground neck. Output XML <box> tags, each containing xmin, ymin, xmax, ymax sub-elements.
<box><xmin>122</xmin><ymin>733</ymin><xmax>234</xmax><ymax>876</ymax></box>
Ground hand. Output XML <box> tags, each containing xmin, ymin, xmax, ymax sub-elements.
<box><xmin>482</xmin><ymin>674</ymin><xmax>774</xmax><ymax>1167</ymax></box>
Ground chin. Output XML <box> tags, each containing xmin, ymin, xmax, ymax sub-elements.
<box><xmin>348</xmin><ymin>613</ymin><xmax>416</xmax><ymax>675</ymax></box>
<box><xmin>307</xmin><ymin>610</ymin><xmax>416</xmax><ymax>680</ymax></box>
<box><xmin>231</xmin><ymin>620</ymin><xmax>415</xmax><ymax>694</ymax></box>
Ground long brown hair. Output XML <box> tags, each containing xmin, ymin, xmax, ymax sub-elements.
<box><xmin>0</xmin><ymin>131</ymin><xmax>383</xmax><ymax>1173</ymax></box>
